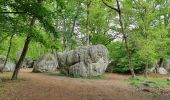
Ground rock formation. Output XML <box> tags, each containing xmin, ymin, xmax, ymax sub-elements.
<box><xmin>0</xmin><ymin>55</ymin><xmax>15</xmax><ymax>72</ymax></box>
<box><xmin>58</xmin><ymin>45</ymin><xmax>109</xmax><ymax>77</ymax></box>
<box><xmin>33</xmin><ymin>53</ymin><xmax>58</xmax><ymax>72</ymax></box>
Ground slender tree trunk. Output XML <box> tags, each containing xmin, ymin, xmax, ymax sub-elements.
<box><xmin>115</xmin><ymin>0</ymin><xmax>135</xmax><ymax>78</ymax></box>
<box><xmin>144</xmin><ymin>60</ymin><xmax>148</xmax><ymax>78</ymax></box>
<box><xmin>86</xmin><ymin>0</ymin><xmax>91</xmax><ymax>46</ymax></box>
<box><xmin>2</xmin><ymin>34</ymin><xmax>15</xmax><ymax>72</ymax></box>
<box><xmin>52</xmin><ymin>2</ymin><xmax>58</xmax><ymax>57</ymax></box>
<box><xmin>157</xmin><ymin>14</ymin><xmax>170</xmax><ymax>72</ymax></box>
<box><xmin>70</xmin><ymin>0</ymin><xmax>81</xmax><ymax>49</ymax></box>
<box><xmin>158</xmin><ymin>58</ymin><xmax>164</xmax><ymax>68</ymax></box>
<box><xmin>11</xmin><ymin>17</ymin><xmax>36</xmax><ymax>80</ymax></box>
<box><xmin>0</xmin><ymin>34</ymin><xmax>10</xmax><ymax>43</ymax></box>
<box><xmin>102</xmin><ymin>0</ymin><xmax>136</xmax><ymax>78</ymax></box>
<box><xmin>11</xmin><ymin>36</ymin><xmax>31</xmax><ymax>80</ymax></box>
<box><xmin>52</xmin><ymin>49</ymin><xmax>57</xmax><ymax>57</ymax></box>
<box><xmin>62</xmin><ymin>15</ymin><xmax>67</xmax><ymax>50</ymax></box>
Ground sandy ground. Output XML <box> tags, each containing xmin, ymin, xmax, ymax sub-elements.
<box><xmin>1</xmin><ymin>69</ymin><xmax>170</xmax><ymax>100</ymax></box>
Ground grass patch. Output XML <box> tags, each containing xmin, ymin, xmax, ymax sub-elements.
<box><xmin>129</xmin><ymin>77</ymin><xmax>170</xmax><ymax>88</ymax></box>
<box><xmin>0</xmin><ymin>95</ymin><xmax>5</xmax><ymax>100</ymax></box>
<box><xmin>56</xmin><ymin>71</ymin><xmax>66</xmax><ymax>77</ymax></box>
<box><xmin>0</xmin><ymin>72</ymin><xmax>27</xmax><ymax>100</ymax></box>
<box><xmin>81</xmin><ymin>74</ymin><xmax>106</xmax><ymax>80</ymax></box>
<box><xmin>59</xmin><ymin>70</ymin><xmax>106</xmax><ymax>80</ymax></box>
<box><xmin>0</xmin><ymin>83</ymin><xmax>6</xmax><ymax>100</ymax></box>
<box><xmin>0</xmin><ymin>72</ymin><xmax>12</xmax><ymax>100</ymax></box>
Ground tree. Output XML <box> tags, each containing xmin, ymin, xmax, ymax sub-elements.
<box><xmin>0</xmin><ymin>0</ymin><xmax>58</xmax><ymax>80</ymax></box>
<box><xmin>102</xmin><ymin>0</ymin><xmax>136</xmax><ymax>78</ymax></box>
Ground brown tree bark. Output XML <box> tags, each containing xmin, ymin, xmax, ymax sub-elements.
<box><xmin>62</xmin><ymin>15</ymin><xmax>67</xmax><ymax>50</ymax></box>
<box><xmin>86</xmin><ymin>0</ymin><xmax>91</xmax><ymax>46</ymax></box>
<box><xmin>144</xmin><ymin>61</ymin><xmax>148</xmax><ymax>78</ymax></box>
<box><xmin>11</xmin><ymin>36</ymin><xmax>31</xmax><ymax>80</ymax></box>
<box><xmin>11</xmin><ymin>17</ymin><xmax>35</xmax><ymax>80</ymax></box>
<box><xmin>102</xmin><ymin>0</ymin><xmax>136</xmax><ymax>78</ymax></box>
<box><xmin>11</xmin><ymin>0</ymin><xmax>43</xmax><ymax>80</ymax></box>
<box><xmin>70</xmin><ymin>0</ymin><xmax>81</xmax><ymax>49</ymax></box>
<box><xmin>2</xmin><ymin>34</ymin><xmax>15</xmax><ymax>72</ymax></box>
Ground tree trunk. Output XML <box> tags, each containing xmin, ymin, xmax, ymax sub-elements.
<box><xmin>102</xmin><ymin>0</ymin><xmax>135</xmax><ymax>78</ymax></box>
<box><xmin>86</xmin><ymin>0</ymin><xmax>91</xmax><ymax>46</ymax></box>
<box><xmin>2</xmin><ymin>34</ymin><xmax>14</xmax><ymax>73</ymax></box>
<box><xmin>144</xmin><ymin>61</ymin><xmax>148</xmax><ymax>78</ymax></box>
<box><xmin>70</xmin><ymin>0</ymin><xmax>81</xmax><ymax>49</ymax></box>
<box><xmin>52</xmin><ymin>49</ymin><xmax>57</xmax><ymax>57</ymax></box>
<box><xmin>158</xmin><ymin>58</ymin><xmax>164</xmax><ymax>68</ymax></box>
<box><xmin>11</xmin><ymin>36</ymin><xmax>31</xmax><ymax>80</ymax></box>
<box><xmin>115</xmin><ymin>0</ymin><xmax>135</xmax><ymax>78</ymax></box>
<box><xmin>0</xmin><ymin>34</ymin><xmax>10</xmax><ymax>43</ymax></box>
<box><xmin>62</xmin><ymin>15</ymin><xmax>67</xmax><ymax>50</ymax></box>
<box><xmin>11</xmin><ymin>17</ymin><xmax>35</xmax><ymax>80</ymax></box>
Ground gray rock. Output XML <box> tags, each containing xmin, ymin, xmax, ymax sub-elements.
<box><xmin>167</xmin><ymin>77</ymin><xmax>170</xmax><ymax>81</ymax></box>
<box><xmin>33</xmin><ymin>53</ymin><xmax>58</xmax><ymax>73</ymax></box>
<box><xmin>22</xmin><ymin>58</ymin><xmax>34</xmax><ymax>68</ymax></box>
<box><xmin>0</xmin><ymin>55</ymin><xmax>6</xmax><ymax>71</ymax></box>
<box><xmin>158</xmin><ymin>67</ymin><xmax>168</xmax><ymax>75</ymax></box>
<box><xmin>58</xmin><ymin>44</ymin><xmax>109</xmax><ymax>77</ymax></box>
<box><xmin>163</xmin><ymin>59</ymin><xmax>170</xmax><ymax>70</ymax></box>
<box><xmin>150</xmin><ymin>59</ymin><xmax>170</xmax><ymax>73</ymax></box>
<box><xmin>0</xmin><ymin>55</ymin><xmax>15</xmax><ymax>72</ymax></box>
<box><xmin>3</xmin><ymin>61</ymin><xmax>15</xmax><ymax>72</ymax></box>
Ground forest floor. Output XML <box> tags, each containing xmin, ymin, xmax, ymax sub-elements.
<box><xmin>0</xmin><ymin>69</ymin><xmax>170</xmax><ymax>100</ymax></box>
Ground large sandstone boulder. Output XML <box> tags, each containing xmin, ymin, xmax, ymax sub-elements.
<box><xmin>58</xmin><ymin>44</ymin><xmax>109</xmax><ymax>77</ymax></box>
<box><xmin>33</xmin><ymin>54</ymin><xmax>58</xmax><ymax>73</ymax></box>
<box><xmin>0</xmin><ymin>55</ymin><xmax>15</xmax><ymax>72</ymax></box>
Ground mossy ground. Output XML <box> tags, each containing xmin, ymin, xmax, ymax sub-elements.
<box><xmin>46</xmin><ymin>71</ymin><xmax>106</xmax><ymax>80</ymax></box>
<box><xmin>129</xmin><ymin>76</ymin><xmax>170</xmax><ymax>88</ymax></box>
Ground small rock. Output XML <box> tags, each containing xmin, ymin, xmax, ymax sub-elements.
<box><xmin>3</xmin><ymin>61</ymin><xmax>16</xmax><ymax>72</ymax></box>
<box><xmin>142</xmin><ymin>88</ymin><xmax>151</xmax><ymax>92</ymax></box>
<box><xmin>167</xmin><ymin>77</ymin><xmax>170</xmax><ymax>81</ymax></box>
<box><xmin>158</xmin><ymin>67</ymin><xmax>168</xmax><ymax>75</ymax></box>
<box><xmin>0</xmin><ymin>55</ymin><xmax>16</xmax><ymax>72</ymax></box>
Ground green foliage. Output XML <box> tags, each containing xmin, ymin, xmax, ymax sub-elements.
<box><xmin>91</xmin><ymin>33</ymin><xmax>112</xmax><ymax>45</ymax></box>
<box><xmin>129</xmin><ymin>77</ymin><xmax>170</xmax><ymax>88</ymax></box>
<box><xmin>0</xmin><ymin>36</ymin><xmax>48</xmax><ymax>61</ymax></box>
<box><xmin>107</xmin><ymin>42</ymin><xmax>151</xmax><ymax>73</ymax></box>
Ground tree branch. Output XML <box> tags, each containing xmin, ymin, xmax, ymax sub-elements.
<box><xmin>102</xmin><ymin>0</ymin><xmax>120</xmax><ymax>13</ymax></box>
<box><xmin>0</xmin><ymin>12</ymin><xmax>26</xmax><ymax>14</ymax></box>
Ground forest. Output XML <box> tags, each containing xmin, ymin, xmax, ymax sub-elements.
<box><xmin>0</xmin><ymin>0</ymin><xmax>170</xmax><ymax>100</ymax></box>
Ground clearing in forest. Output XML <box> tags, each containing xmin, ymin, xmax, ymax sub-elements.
<box><xmin>0</xmin><ymin>69</ymin><xmax>170</xmax><ymax>100</ymax></box>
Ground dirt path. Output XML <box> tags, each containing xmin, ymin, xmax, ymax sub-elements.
<box><xmin>2</xmin><ymin>69</ymin><xmax>170</xmax><ymax>100</ymax></box>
